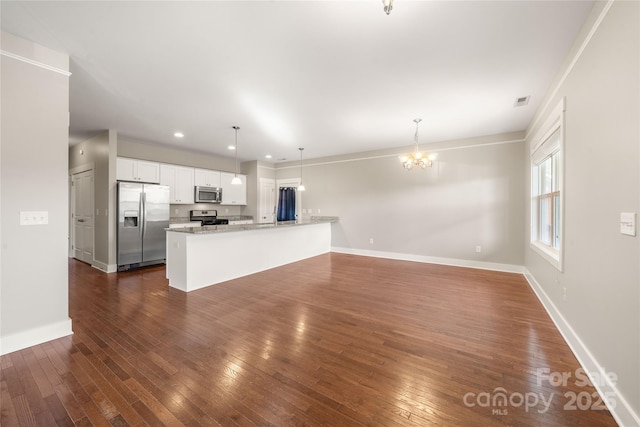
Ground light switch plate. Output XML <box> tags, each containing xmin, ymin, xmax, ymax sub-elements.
<box><xmin>620</xmin><ymin>212</ymin><xmax>636</xmax><ymax>236</ymax></box>
<box><xmin>20</xmin><ymin>211</ymin><xmax>49</xmax><ymax>226</ymax></box>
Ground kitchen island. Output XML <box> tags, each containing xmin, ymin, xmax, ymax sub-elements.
<box><xmin>165</xmin><ymin>217</ymin><xmax>338</xmax><ymax>292</ymax></box>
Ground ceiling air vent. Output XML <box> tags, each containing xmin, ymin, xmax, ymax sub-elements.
<box><xmin>514</xmin><ymin>96</ymin><xmax>530</xmax><ymax>107</ymax></box>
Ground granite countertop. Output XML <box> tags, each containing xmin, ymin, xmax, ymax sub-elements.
<box><xmin>166</xmin><ymin>216</ymin><xmax>338</xmax><ymax>234</ymax></box>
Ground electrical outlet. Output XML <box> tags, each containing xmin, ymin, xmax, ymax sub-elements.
<box><xmin>563</xmin><ymin>287</ymin><xmax>567</xmax><ymax>301</ymax></box>
<box><xmin>369</xmin><ymin>238</ymin><xmax>374</xmax><ymax>245</ymax></box>
<box><xmin>620</xmin><ymin>212</ymin><xmax>636</xmax><ymax>236</ymax></box>
<box><xmin>475</xmin><ymin>246</ymin><xmax>482</xmax><ymax>253</ymax></box>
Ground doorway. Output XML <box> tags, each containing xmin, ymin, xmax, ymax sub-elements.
<box><xmin>70</xmin><ymin>169</ymin><xmax>94</xmax><ymax>264</ymax></box>
<box><xmin>275</xmin><ymin>178</ymin><xmax>301</xmax><ymax>222</ymax></box>
<box><xmin>259</xmin><ymin>178</ymin><xmax>275</xmax><ymax>223</ymax></box>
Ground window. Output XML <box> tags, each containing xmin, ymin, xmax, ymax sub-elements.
<box><xmin>531</xmin><ymin>99</ymin><xmax>564</xmax><ymax>271</ymax></box>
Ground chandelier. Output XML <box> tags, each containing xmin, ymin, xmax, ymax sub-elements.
<box><xmin>399</xmin><ymin>118</ymin><xmax>437</xmax><ymax>170</ymax></box>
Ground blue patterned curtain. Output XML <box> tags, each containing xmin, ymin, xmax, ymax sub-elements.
<box><xmin>277</xmin><ymin>187</ymin><xmax>297</xmax><ymax>221</ymax></box>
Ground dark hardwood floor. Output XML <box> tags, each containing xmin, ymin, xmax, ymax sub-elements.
<box><xmin>1</xmin><ymin>254</ymin><xmax>617</xmax><ymax>426</ymax></box>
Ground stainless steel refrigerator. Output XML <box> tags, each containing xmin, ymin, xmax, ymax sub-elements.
<box><xmin>117</xmin><ymin>182</ymin><xmax>170</xmax><ymax>271</ymax></box>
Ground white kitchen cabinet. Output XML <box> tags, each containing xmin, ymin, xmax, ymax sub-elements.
<box><xmin>160</xmin><ymin>164</ymin><xmax>195</xmax><ymax>204</ymax></box>
<box><xmin>168</xmin><ymin>222</ymin><xmax>202</xmax><ymax>229</ymax></box>
<box><xmin>117</xmin><ymin>157</ymin><xmax>160</xmax><ymax>183</ymax></box>
<box><xmin>229</xmin><ymin>219</ymin><xmax>254</xmax><ymax>225</ymax></box>
<box><xmin>194</xmin><ymin>168</ymin><xmax>221</xmax><ymax>188</ymax></box>
<box><xmin>220</xmin><ymin>172</ymin><xmax>247</xmax><ymax>205</ymax></box>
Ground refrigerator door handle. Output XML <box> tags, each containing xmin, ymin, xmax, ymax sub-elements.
<box><xmin>140</xmin><ymin>192</ymin><xmax>145</xmax><ymax>238</ymax></box>
<box><xmin>142</xmin><ymin>192</ymin><xmax>148</xmax><ymax>238</ymax></box>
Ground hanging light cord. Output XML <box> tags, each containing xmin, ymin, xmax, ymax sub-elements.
<box><xmin>233</xmin><ymin>126</ymin><xmax>239</xmax><ymax>177</ymax></box>
<box><xmin>298</xmin><ymin>147</ymin><xmax>306</xmax><ymax>192</ymax></box>
<box><xmin>413</xmin><ymin>118</ymin><xmax>421</xmax><ymax>153</ymax></box>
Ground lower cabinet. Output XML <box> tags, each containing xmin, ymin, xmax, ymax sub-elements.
<box><xmin>229</xmin><ymin>219</ymin><xmax>254</xmax><ymax>225</ymax></box>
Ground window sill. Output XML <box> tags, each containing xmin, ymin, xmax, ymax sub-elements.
<box><xmin>530</xmin><ymin>241</ymin><xmax>563</xmax><ymax>272</ymax></box>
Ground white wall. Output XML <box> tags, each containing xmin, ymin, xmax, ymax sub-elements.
<box><xmin>276</xmin><ymin>133</ymin><xmax>526</xmax><ymax>269</ymax></box>
<box><xmin>0</xmin><ymin>32</ymin><xmax>72</xmax><ymax>354</ymax></box>
<box><xmin>524</xmin><ymin>1</ymin><xmax>640</xmax><ymax>424</ymax></box>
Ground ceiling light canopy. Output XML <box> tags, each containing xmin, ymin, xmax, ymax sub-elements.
<box><xmin>382</xmin><ymin>0</ymin><xmax>394</xmax><ymax>15</ymax></box>
<box><xmin>399</xmin><ymin>118</ymin><xmax>437</xmax><ymax>170</ymax></box>
<box><xmin>231</xmin><ymin>126</ymin><xmax>242</xmax><ymax>185</ymax></box>
<box><xmin>174</xmin><ymin>132</ymin><xmax>184</xmax><ymax>138</ymax></box>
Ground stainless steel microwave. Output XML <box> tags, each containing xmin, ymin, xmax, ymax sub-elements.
<box><xmin>194</xmin><ymin>186</ymin><xmax>222</xmax><ymax>203</ymax></box>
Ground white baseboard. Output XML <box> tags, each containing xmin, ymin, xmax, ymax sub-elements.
<box><xmin>331</xmin><ymin>246</ymin><xmax>526</xmax><ymax>274</ymax></box>
<box><xmin>0</xmin><ymin>318</ymin><xmax>73</xmax><ymax>356</ymax></box>
<box><xmin>91</xmin><ymin>261</ymin><xmax>117</xmax><ymax>273</ymax></box>
<box><xmin>523</xmin><ymin>270</ymin><xmax>639</xmax><ymax>427</ymax></box>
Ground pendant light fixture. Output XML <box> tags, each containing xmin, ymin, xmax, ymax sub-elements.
<box><xmin>399</xmin><ymin>118</ymin><xmax>437</xmax><ymax>170</ymax></box>
<box><xmin>298</xmin><ymin>147</ymin><xmax>306</xmax><ymax>192</ymax></box>
<box><xmin>231</xmin><ymin>126</ymin><xmax>242</xmax><ymax>185</ymax></box>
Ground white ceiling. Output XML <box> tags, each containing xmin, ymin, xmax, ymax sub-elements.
<box><xmin>1</xmin><ymin>1</ymin><xmax>593</xmax><ymax>163</ymax></box>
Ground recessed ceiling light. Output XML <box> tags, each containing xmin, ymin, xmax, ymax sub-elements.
<box><xmin>265</xmin><ymin>154</ymin><xmax>272</xmax><ymax>159</ymax></box>
<box><xmin>174</xmin><ymin>132</ymin><xmax>184</xmax><ymax>138</ymax></box>
<box><xmin>228</xmin><ymin>145</ymin><xmax>236</xmax><ymax>150</ymax></box>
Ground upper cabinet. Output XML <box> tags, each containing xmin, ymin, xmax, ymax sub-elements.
<box><xmin>194</xmin><ymin>168</ymin><xmax>221</xmax><ymax>188</ymax></box>
<box><xmin>160</xmin><ymin>164</ymin><xmax>195</xmax><ymax>204</ymax></box>
<box><xmin>117</xmin><ymin>157</ymin><xmax>244</xmax><ymax>206</ymax></box>
<box><xmin>220</xmin><ymin>172</ymin><xmax>247</xmax><ymax>205</ymax></box>
<box><xmin>117</xmin><ymin>157</ymin><xmax>160</xmax><ymax>183</ymax></box>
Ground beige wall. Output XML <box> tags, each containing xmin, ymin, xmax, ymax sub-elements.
<box><xmin>118</xmin><ymin>136</ymin><xmax>236</xmax><ymax>172</ymax></box>
<box><xmin>276</xmin><ymin>133</ymin><xmax>526</xmax><ymax>266</ymax></box>
<box><xmin>1</xmin><ymin>32</ymin><xmax>72</xmax><ymax>352</ymax></box>
<box><xmin>524</xmin><ymin>0</ymin><xmax>639</xmax><ymax>421</ymax></box>
<box><xmin>69</xmin><ymin>132</ymin><xmax>112</xmax><ymax>267</ymax></box>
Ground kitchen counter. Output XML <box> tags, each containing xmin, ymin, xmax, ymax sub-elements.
<box><xmin>165</xmin><ymin>217</ymin><xmax>338</xmax><ymax>292</ymax></box>
<box><xmin>167</xmin><ymin>216</ymin><xmax>338</xmax><ymax>234</ymax></box>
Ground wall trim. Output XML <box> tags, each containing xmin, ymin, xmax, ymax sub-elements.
<box><xmin>330</xmin><ymin>247</ymin><xmax>525</xmax><ymax>274</ymax></box>
<box><xmin>278</xmin><ymin>137</ymin><xmax>525</xmax><ymax>171</ymax></box>
<box><xmin>523</xmin><ymin>269</ymin><xmax>640</xmax><ymax>427</ymax></box>
<box><xmin>91</xmin><ymin>261</ymin><xmax>117</xmax><ymax>273</ymax></box>
<box><xmin>0</xmin><ymin>318</ymin><xmax>73</xmax><ymax>356</ymax></box>
<box><xmin>0</xmin><ymin>49</ymin><xmax>72</xmax><ymax>77</ymax></box>
<box><xmin>525</xmin><ymin>0</ymin><xmax>614</xmax><ymax>139</ymax></box>
<box><xmin>69</xmin><ymin>162</ymin><xmax>95</xmax><ymax>176</ymax></box>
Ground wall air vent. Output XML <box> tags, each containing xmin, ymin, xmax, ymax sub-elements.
<box><xmin>514</xmin><ymin>96</ymin><xmax>530</xmax><ymax>107</ymax></box>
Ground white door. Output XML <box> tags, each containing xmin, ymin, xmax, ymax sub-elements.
<box><xmin>259</xmin><ymin>178</ymin><xmax>275</xmax><ymax>223</ymax></box>
<box><xmin>71</xmin><ymin>170</ymin><xmax>94</xmax><ymax>264</ymax></box>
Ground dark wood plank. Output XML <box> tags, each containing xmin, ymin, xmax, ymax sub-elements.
<box><xmin>0</xmin><ymin>255</ymin><xmax>619</xmax><ymax>426</ymax></box>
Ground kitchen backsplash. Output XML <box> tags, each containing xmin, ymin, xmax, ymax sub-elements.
<box><xmin>170</xmin><ymin>204</ymin><xmax>243</xmax><ymax>218</ymax></box>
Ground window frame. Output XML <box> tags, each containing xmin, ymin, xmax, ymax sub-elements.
<box><xmin>530</xmin><ymin>98</ymin><xmax>565</xmax><ymax>271</ymax></box>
